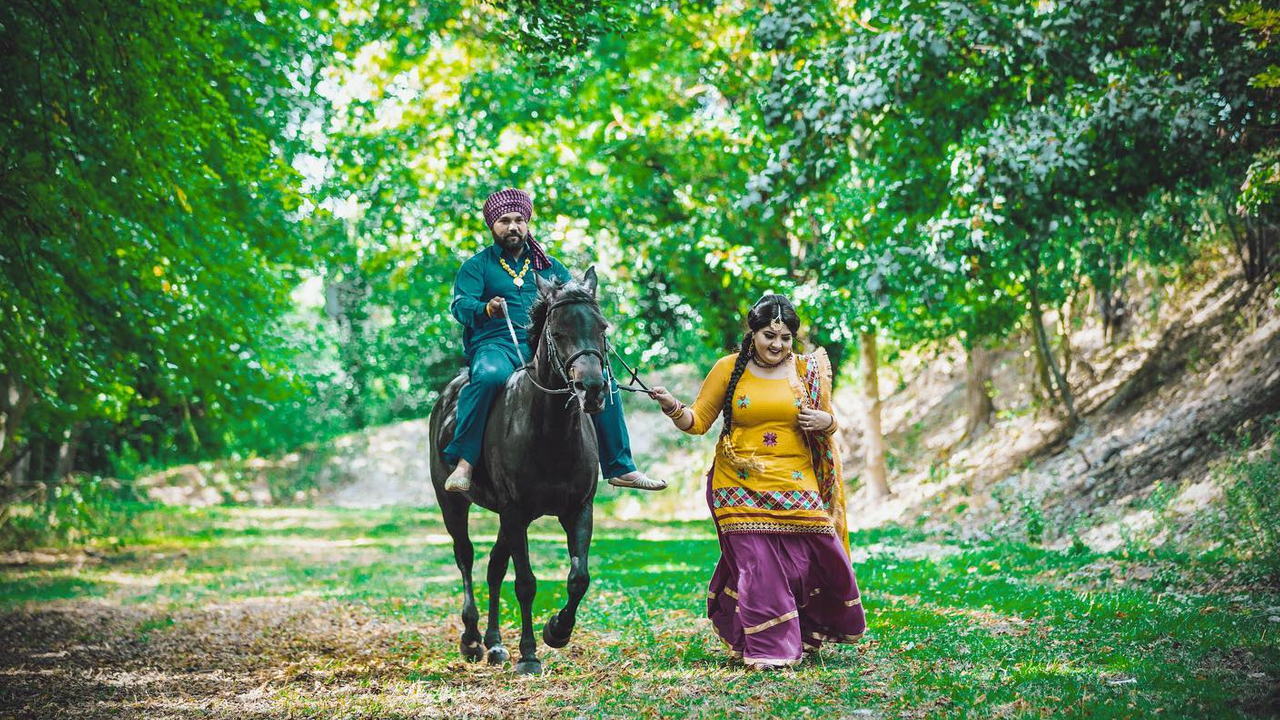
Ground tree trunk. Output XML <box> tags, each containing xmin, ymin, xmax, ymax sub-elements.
<box><xmin>341</xmin><ymin>275</ymin><xmax>370</xmax><ymax>431</ymax></box>
<box><xmin>1059</xmin><ymin>288</ymin><xmax>1076</xmax><ymax>382</ymax></box>
<box><xmin>10</xmin><ymin>449</ymin><xmax>30</xmax><ymax>488</ymax></box>
<box><xmin>328</xmin><ymin>262</ymin><xmax>370</xmax><ymax>432</ymax></box>
<box><xmin>182</xmin><ymin>400</ymin><xmax>202</xmax><ymax>450</ymax></box>
<box><xmin>1094</xmin><ymin>276</ymin><xmax>1129</xmax><ymax>345</ymax></box>
<box><xmin>0</xmin><ymin>377</ymin><xmax>35</xmax><ymax>475</ymax></box>
<box><xmin>858</xmin><ymin>330</ymin><xmax>893</xmax><ymax>500</ymax></box>
<box><xmin>1239</xmin><ymin>216</ymin><xmax>1276</xmax><ymax>284</ymax></box>
<box><xmin>1029</xmin><ymin>318</ymin><xmax>1054</xmax><ymax>405</ymax></box>
<box><xmin>964</xmin><ymin>344</ymin><xmax>995</xmax><ymax>438</ymax></box>
<box><xmin>1092</xmin><ymin>228</ymin><xmax>1130</xmax><ymax>345</ymax></box>
<box><xmin>1028</xmin><ymin>279</ymin><xmax>1078</xmax><ymax>425</ymax></box>
<box><xmin>54</xmin><ymin>423</ymin><xmax>83</xmax><ymax>479</ymax></box>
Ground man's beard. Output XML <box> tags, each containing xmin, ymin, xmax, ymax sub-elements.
<box><xmin>498</xmin><ymin>231</ymin><xmax>526</xmax><ymax>251</ymax></box>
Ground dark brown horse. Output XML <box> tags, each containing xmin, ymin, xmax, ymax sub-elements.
<box><xmin>428</xmin><ymin>268</ymin><xmax>609</xmax><ymax>675</ymax></box>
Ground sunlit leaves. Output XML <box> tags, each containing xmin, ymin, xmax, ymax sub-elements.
<box><xmin>0</xmin><ymin>0</ymin><xmax>333</xmax><ymax>471</ymax></box>
<box><xmin>743</xmin><ymin>0</ymin><xmax>1278</xmax><ymax>367</ymax></box>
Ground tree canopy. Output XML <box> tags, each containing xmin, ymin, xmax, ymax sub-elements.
<box><xmin>1</xmin><ymin>0</ymin><xmax>1275</xmax><ymax>488</ymax></box>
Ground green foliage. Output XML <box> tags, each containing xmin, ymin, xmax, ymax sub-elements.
<box><xmin>1240</xmin><ymin>146</ymin><xmax>1280</xmax><ymax>215</ymax></box>
<box><xmin>1204</xmin><ymin>417</ymin><xmax>1280</xmax><ymax>575</ymax></box>
<box><xmin>1229</xmin><ymin>1</ymin><xmax>1280</xmax><ymax>89</ymax></box>
<box><xmin>1018</xmin><ymin>492</ymin><xmax>1046</xmax><ymax>545</ymax></box>
<box><xmin>0</xmin><ymin>0</ymin><xmax>332</xmax><ymax>476</ymax></box>
<box><xmin>310</xmin><ymin>0</ymin><xmax>788</xmax><ymax>388</ymax></box>
<box><xmin>2</xmin><ymin>0</ymin><xmax>1277</xmax><ymax>492</ymax></box>
<box><xmin>741</xmin><ymin>0</ymin><xmax>1280</xmax><ymax>391</ymax></box>
<box><xmin>489</xmin><ymin>0</ymin><xmax>647</xmax><ymax>71</ymax></box>
<box><xmin>0</xmin><ymin>475</ymin><xmax>147</xmax><ymax>551</ymax></box>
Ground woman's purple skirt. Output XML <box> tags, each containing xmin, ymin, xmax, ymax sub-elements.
<box><xmin>706</xmin><ymin>531</ymin><xmax>867</xmax><ymax>667</ymax></box>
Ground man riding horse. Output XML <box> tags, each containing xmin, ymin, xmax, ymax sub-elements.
<box><xmin>442</xmin><ymin>188</ymin><xmax>667</xmax><ymax>494</ymax></box>
<box><xmin>429</xmin><ymin>188</ymin><xmax>663</xmax><ymax>674</ymax></box>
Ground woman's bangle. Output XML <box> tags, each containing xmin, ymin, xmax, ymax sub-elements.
<box><xmin>664</xmin><ymin>401</ymin><xmax>686</xmax><ymax>419</ymax></box>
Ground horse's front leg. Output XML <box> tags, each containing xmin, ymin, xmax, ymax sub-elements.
<box><xmin>483</xmin><ymin>529</ymin><xmax>511</xmax><ymax>665</ymax></box>
<box><xmin>440</xmin><ymin>497</ymin><xmax>483</xmax><ymax>661</ymax></box>
<box><xmin>501</xmin><ymin>512</ymin><xmax>542</xmax><ymax>675</ymax></box>
<box><xmin>544</xmin><ymin>500</ymin><xmax>593</xmax><ymax>648</ymax></box>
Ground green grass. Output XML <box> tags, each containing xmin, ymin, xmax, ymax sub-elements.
<box><xmin>0</xmin><ymin>505</ymin><xmax>1277</xmax><ymax>719</ymax></box>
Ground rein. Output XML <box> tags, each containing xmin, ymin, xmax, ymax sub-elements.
<box><xmin>605</xmin><ymin>341</ymin><xmax>653</xmax><ymax>395</ymax></box>
<box><xmin>504</xmin><ymin>312</ymin><xmax>572</xmax><ymax>398</ymax></box>
<box><xmin>502</xmin><ymin>296</ymin><xmax>656</xmax><ymax>405</ymax></box>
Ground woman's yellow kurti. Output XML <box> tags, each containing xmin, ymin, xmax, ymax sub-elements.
<box><xmin>685</xmin><ymin>349</ymin><xmax>847</xmax><ymax>547</ymax></box>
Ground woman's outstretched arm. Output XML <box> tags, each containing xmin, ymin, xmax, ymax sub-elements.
<box><xmin>649</xmin><ymin>355</ymin><xmax>735</xmax><ymax>435</ymax></box>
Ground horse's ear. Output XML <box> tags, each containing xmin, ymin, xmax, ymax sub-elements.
<box><xmin>535</xmin><ymin>272</ymin><xmax>556</xmax><ymax>295</ymax></box>
<box><xmin>582</xmin><ymin>266</ymin><xmax>598</xmax><ymax>296</ymax></box>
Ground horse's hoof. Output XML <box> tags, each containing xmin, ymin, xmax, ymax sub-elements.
<box><xmin>515</xmin><ymin>658</ymin><xmax>543</xmax><ymax>676</ymax></box>
<box><xmin>543</xmin><ymin>618</ymin><xmax>573</xmax><ymax>649</ymax></box>
<box><xmin>486</xmin><ymin>644</ymin><xmax>510</xmax><ymax>665</ymax></box>
<box><xmin>460</xmin><ymin>639</ymin><xmax>484</xmax><ymax>662</ymax></box>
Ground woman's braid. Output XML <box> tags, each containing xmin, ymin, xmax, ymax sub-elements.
<box><xmin>719</xmin><ymin>332</ymin><xmax>754</xmax><ymax>439</ymax></box>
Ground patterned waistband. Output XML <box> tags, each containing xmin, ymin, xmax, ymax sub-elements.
<box><xmin>712</xmin><ymin>487</ymin><xmax>827</xmax><ymax>511</ymax></box>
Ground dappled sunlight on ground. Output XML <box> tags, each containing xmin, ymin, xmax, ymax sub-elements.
<box><xmin>1</xmin><ymin>506</ymin><xmax>1276</xmax><ymax>718</ymax></box>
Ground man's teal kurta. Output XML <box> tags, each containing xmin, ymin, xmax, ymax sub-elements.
<box><xmin>451</xmin><ymin>244</ymin><xmax>572</xmax><ymax>359</ymax></box>
<box><xmin>442</xmin><ymin>241</ymin><xmax>637</xmax><ymax>477</ymax></box>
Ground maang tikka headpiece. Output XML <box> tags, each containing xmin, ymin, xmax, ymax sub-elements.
<box><xmin>769</xmin><ymin>303</ymin><xmax>785</xmax><ymax>333</ymax></box>
<box><xmin>754</xmin><ymin>292</ymin><xmax>787</xmax><ymax>333</ymax></box>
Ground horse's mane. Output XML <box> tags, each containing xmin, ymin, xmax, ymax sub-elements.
<box><xmin>527</xmin><ymin>279</ymin><xmax>603</xmax><ymax>355</ymax></box>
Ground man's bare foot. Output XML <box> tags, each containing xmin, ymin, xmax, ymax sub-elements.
<box><xmin>606</xmin><ymin>470</ymin><xmax>667</xmax><ymax>491</ymax></box>
<box><xmin>444</xmin><ymin>460</ymin><xmax>473</xmax><ymax>493</ymax></box>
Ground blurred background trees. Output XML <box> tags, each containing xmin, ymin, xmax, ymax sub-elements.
<box><xmin>1</xmin><ymin>0</ymin><xmax>1276</xmax><ymax>509</ymax></box>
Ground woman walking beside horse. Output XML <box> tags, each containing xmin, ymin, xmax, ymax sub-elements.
<box><xmin>648</xmin><ymin>295</ymin><xmax>866</xmax><ymax>669</ymax></box>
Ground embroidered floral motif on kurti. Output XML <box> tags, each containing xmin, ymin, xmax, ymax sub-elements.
<box><xmin>683</xmin><ymin>350</ymin><xmax>846</xmax><ymax>540</ymax></box>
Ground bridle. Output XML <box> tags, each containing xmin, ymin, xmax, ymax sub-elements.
<box><xmin>503</xmin><ymin>294</ymin><xmax>654</xmax><ymax>409</ymax></box>
<box><xmin>506</xmin><ymin>296</ymin><xmax>606</xmax><ymax>405</ymax></box>
<box><xmin>538</xmin><ymin>296</ymin><xmax>608</xmax><ymax>397</ymax></box>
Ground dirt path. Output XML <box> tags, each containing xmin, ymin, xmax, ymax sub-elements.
<box><xmin>0</xmin><ymin>596</ymin><xmax>597</xmax><ymax>719</ymax></box>
<box><xmin>2</xmin><ymin>506</ymin><xmax>1276</xmax><ymax>719</ymax></box>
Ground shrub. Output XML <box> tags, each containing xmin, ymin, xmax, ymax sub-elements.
<box><xmin>1203</xmin><ymin>416</ymin><xmax>1280</xmax><ymax>575</ymax></box>
<box><xmin>0</xmin><ymin>474</ymin><xmax>150</xmax><ymax>551</ymax></box>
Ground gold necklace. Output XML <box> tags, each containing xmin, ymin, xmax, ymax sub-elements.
<box><xmin>500</xmin><ymin>257</ymin><xmax>531</xmax><ymax>287</ymax></box>
<box><xmin>751</xmin><ymin>351</ymin><xmax>792</xmax><ymax>369</ymax></box>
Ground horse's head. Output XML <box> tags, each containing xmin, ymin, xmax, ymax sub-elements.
<box><xmin>530</xmin><ymin>266</ymin><xmax>609</xmax><ymax>414</ymax></box>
